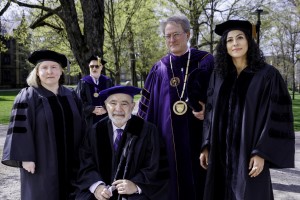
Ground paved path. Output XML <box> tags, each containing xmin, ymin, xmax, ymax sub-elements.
<box><xmin>0</xmin><ymin>124</ymin><xmax>20</xmax><ymax>200</ymax></box>
<box><xmin>271</xmin><ymin>133</ymin><xmax>300</xmax><ymax>199</ymax></box>
<box><xmin>0</xmin><ymin>124</ymin><xmax>299</xmax><ymax>199</ymax></box>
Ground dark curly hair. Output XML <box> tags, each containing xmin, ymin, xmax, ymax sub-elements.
<box><xmin>214</xmin><ymin>29</ymin><xmax>265</xmax><ymax>78</ymax></box>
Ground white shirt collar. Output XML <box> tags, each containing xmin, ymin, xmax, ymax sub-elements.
<box><xmin>112</xmin><ymin>123</ymin><xmax>126</xmax><ymax>141</ymax></box>
<box><xmin>112</xmin><ymin>123</ymin><xmax>126</xmax><ymax>132</ymax></box>
<box><xmin>170</xmin><ymin>47</ymin><xmax>189</xmax><ymax>56</ymax></box>
<box><xmin>90</xmin><ymin>75</ymin><xmax>98</xmax><ymax>84</ymax></box>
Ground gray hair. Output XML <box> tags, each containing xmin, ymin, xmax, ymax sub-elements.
<box><xmin>26</xmin><ymin>62</ymin><xmax>65</xmax><ymax>87</ymax></box>
<box><xmin>160</xmin><ymin>15</ymin><xmax>191</xmax><ymax>35</ymax></box>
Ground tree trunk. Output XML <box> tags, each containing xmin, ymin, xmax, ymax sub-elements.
<box><xmin>128</xmin><ymin>23</ymin><xmax>137</xmax><ymax>86</ymax></box>
<box><xmin>60</xmin><ymin>0</ymin><xmax>104</xmax><ymax>76</ymax></box>
<box><xmin>8</xmin><ymin>0</ymin><xmax>105</xmax><ymax>76</ymax></box>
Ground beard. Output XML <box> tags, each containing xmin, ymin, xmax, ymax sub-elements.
<box><xmin>108</xmin><ymin>111</ymin><xmax>131</xmax><ymax>127</ymax></box>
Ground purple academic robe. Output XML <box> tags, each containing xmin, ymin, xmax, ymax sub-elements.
<box><xmin>2</xmin><ymin>86</ymin><xmax>84</xmax><ymax>200</ymax></box>
<box><xmin>138</xmin><ymin>48</ymin><xmax>214</xmax><ymax>200</ymax></box>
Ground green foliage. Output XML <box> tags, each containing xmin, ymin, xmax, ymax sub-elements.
<box><xmin>134</xmin><ymin>94</ymin><xmax>141</xmax><ymax>102</ymax></box>
<box><xmin>13</xmin><ymin>13</ymin><xmax>30</xmax><ymax>47</ymax></box>
<box><xmin>103</xmin><ymin>0</ymin><xmax>167</xmax><ymax>81</ymax></box>
<box><xmin>292</xmin><ymin>92</ymin><xmax>300</xmax><ymax>131</ymax></box>
<box><xmin>0</xmin><ymin>39</ymin><xmax>8</xmax><ymax>52</ymax></box>
<box><xmin>30</xmin><ymin>25</ymin><xmax>81</xmax><ymax>76</ymax></box>
<box><xmin>28</xmin><ymin>8</ymin><xmax>81</xmax><ymax>76</ymax></box>
<box><xmin>0</xmin><ymin>34</ymin><xmax>10</xmax><ymax>53</ymax></box>
<box><xmin>130</xmin><ymin>0</ymin><xmax>167</xmax><ymax>75</ymax></box>
<box><xmin>262</xmin><ymin>0</ymin><xmax>300</xmax><ymax>88</ymax></box>
<box><xmin>1</xmin><ymin>89</ymin><xmax>300</xmax><ymax>133</ymax></box>
<box><xmin>1</xmin><ymin>0</ymin><xmax>298</xmax><ymax>87</ymax></box>
<box><xmin>104</xmin><ymin>0</ymin><xmax>145</xmax><ymax>65</ymax></box>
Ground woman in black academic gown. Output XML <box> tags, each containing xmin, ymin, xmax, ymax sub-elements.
<box><xmin>1</xmin><ymin>50</ymin><xmax>84</xmax><ymax>200</ymax></box>
<box><xmin>199</xmin><ymin>20</ymin><xmax>295</xmax><ymax>200</ymax></box>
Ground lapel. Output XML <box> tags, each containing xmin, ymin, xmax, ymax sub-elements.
<box><xmin>107</xmin><ymin>120</ymin><xmax>114</xmax><ymax>151</ymax></box>
<box><xmin>110</xmin><ymin>115</ymin><xmax>145</xmax><ymax>180</ymax></box>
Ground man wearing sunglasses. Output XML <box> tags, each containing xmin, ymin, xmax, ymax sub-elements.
<box><xmin>76</xmin><ymin>55</ymin><xmax>113</xmax><ymax>128</ymax></box>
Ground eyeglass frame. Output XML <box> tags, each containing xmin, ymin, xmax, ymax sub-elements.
<box><xmin>163</xmin><ymin>32</ymin><xmax>185</xmax><ymax>41</ymax></box>
<box><xmin>89</xmin><ymin>65</ymin><xmax>101</xmax><ymax>69</ymax></box>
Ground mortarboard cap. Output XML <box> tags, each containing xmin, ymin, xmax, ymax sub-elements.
<box><xmin>99</xmin><ymin>85</ymin><xmax>141</xmax><ymax>103</ymax></box>
<box><xmin>186</xmin><ymin>68</ymin><xmax>211</xmax><ymax>112</ymax></box>
<box><xmin>28</xmin><ymin>50</ymin><xmax>69</xmax><ymax>68</ymax></box>
<box><xmin>88</xmin><ymin>55</ymin><xmax>107</xmax><ymax>65</ymax></box>
<box><xmin>215</xmin><ymin>20</ymin><xmax>253</xmax><ymax>36</ymax></box>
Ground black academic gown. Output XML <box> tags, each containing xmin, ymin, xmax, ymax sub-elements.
<box><xmin>75</xmin><ymin>115</ymin><xmax>168</xmax><ymax>200</ymax></box>
<box><xmin>202</xmin><ymin>64</ymin><xmax>295</xmax><ymax>200</ymax></box>
<box><xmin>75</xmin><ymin>75</ymin><xmax>113</xmax><ymax>127</ymax></box>
<box><xmin>1</xmin><ymin>86</ymin><xmax>84</xmax><ymax>200</ymax></box>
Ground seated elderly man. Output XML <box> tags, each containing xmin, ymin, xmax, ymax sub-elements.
<box><xmin>75</xmin><ymin>85</ymin><xmax>169</xmax><ymax>200</ymax></box>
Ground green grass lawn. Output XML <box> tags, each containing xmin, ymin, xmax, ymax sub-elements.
<box><xmin>0</xmin><ymin>89</ymin><xmax>141</xmax><ymax>125</ymax></box>
<box><xmin>1</xmin><ymin>89</ymin><xmax>300</xmax><ymax>132</ymax></box>
<box><xmin>0</xmin><ymin>90</ymin><xmax>20</xmax><ymax>124</ymax></box>
<box><xmin>292</xmin><ymin>92</ymin><xmax>300</xmax><ymax>131</ymax></box>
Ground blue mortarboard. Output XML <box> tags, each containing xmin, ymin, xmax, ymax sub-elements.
<box><xmin>99</xmin><ymin>85</ymin><xmax>141</xmax><ymax>102</ymax></box>
<box><xmin>215</xmin><ymin>20</ymin><xmax>253</xmax><ymax>36</ymax></box>
<box><xmin>89</xmin><ymin>55</ymin><xmax>107</xmax><ymax>65</ymax></box>
<box><xmin>28</xmin><ymin>50</ymin><xmax>69</xmax><ymax>68</ymax></box>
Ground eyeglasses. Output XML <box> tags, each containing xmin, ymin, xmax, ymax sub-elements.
<box><xmin>89</xmin><ymin>65</ymin><xmax>100</xmax><ymax>69</ymax></box>
<box><xmin>163</xmin><ymin>32</ymin><xmax>184</xmax><ymax>41</ymax></box>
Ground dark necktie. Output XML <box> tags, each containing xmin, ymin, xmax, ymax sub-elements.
<box><xmin>114</xmin><ymin>129</ymin><xmax>123</xmax><ymax>151</ymax></box>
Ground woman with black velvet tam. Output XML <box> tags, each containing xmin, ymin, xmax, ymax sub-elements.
<box><xmin>199</xmin><ymin>20</ymin><xmax>295</xmax><ymax>200</ymax></box>
<box><xmin>1</xmin><ymin>50</ymin><xmax>84</xmax><ymax>200</ymax></box>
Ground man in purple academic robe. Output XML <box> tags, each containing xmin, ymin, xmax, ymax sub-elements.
<box><xmin>138</xmin><ymin>15</ymin><xmax>214</xmax><ymax>200</ymax></box>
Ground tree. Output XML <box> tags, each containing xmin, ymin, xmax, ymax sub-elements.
<box><xmin>2</xmin><ymin>0</ymin><xmax>298</xmax><ymax>89</ymax></box>
<box><xmin>0</xmin><ymin>1</ymin><xmax>11</xmax><ymax>52</ymax></box>
<box><xmin>127</xmin><ymin>22</ymin><xmax>138</xmax><ymax>86</ymax></box>
<box><xmin>13</xmin><ymin>12</ymin><xmax>30</xmax><ymax>47</ymax></box>
<box><xmin>1</xmin><ymin>0</ymin><xmax>105</xmax><ymax>76</ymax></box>
<box><xmin>129</xmin><ymin>0</ymin><xmax>167</xmax><ymax>85</ymax></box>
<box><xmin>164</xmin><ymin>0</ymin><xmax>210</xmax><ymax>47</ymax></box>
<box><xmin>262</xmin><ymin>0</ymin><xmax>300</xmax><ymax>98</ymax></box>
<box><xmin>0</xmin><ymin>1</ymin><xmax>11</xmax><ymax>17</ymax></box>
<box><xmin>104</xmin><ymin>0</ymin><xmax>145</xmax><ymax>84</ymax></box>
<box><xmin>157</xmin><ymin>0</ymin><xmax>267</xmax><ymax>53</ymax></box>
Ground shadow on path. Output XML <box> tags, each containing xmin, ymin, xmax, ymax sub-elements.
<box><xmin>272</xmin><ymin>183</ymin><xmax>300</xmax><ymax>193</ymax></box>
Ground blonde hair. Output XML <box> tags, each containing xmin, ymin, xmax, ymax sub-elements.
<box><xmin>26</xmin><ymin>63</ymin><xmax>41</xmax><ymax>87</ymax></box>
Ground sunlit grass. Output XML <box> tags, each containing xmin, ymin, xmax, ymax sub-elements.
<box><xmin>0</xmin><ymin>90</ymin><xmax>20</xmax><ymax>124</ymax></box>
<box><xmin>292</xmin><ymin>92</ymin><xmax>300</xmax><ymax>132</ymax></box>
<box><xmin>0</xmin><ymin>89</ymin><xmax>299</xmax><ymax>132</ymax></box>
<box><xmin>0</xmin><ymin>88</ymin><xmax>142</xmax><ymax>125</ymax></box>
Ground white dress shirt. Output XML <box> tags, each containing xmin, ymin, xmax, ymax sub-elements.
<box><xmin>89</xmin><ymin>123</ymin><xmax>141</xmax><ymax>194</ymax></box>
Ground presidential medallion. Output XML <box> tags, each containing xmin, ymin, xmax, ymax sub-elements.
<box><xmin>173</xmin><ymin>100</ymin><xmax>187</xmax><ymax>115</ymax></box>
<box><xmin>93</xmin><ymin>92</ymin><xmax>99</xmax><ymax>98</ymax></box>
<box><xmin>170</xmin><ymin>77</ymin><xmax>180</xmax><ymax>87</ymax></box>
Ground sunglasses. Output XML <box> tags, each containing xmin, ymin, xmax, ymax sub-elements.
<box><xmin>89</xmin><ymin>65</ymin><xmax>100</xmax><ymax>69</ymax></box>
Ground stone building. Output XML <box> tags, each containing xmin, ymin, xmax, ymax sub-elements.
<box><xmin>0</xmin><ymin>35</ymin><xmax>29</xmax><ymax>88</ymax></box>
<box><xmin>0</xmin><ymin>14</ymin><xmax>30</xmax><ymax>89</ymax></box>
